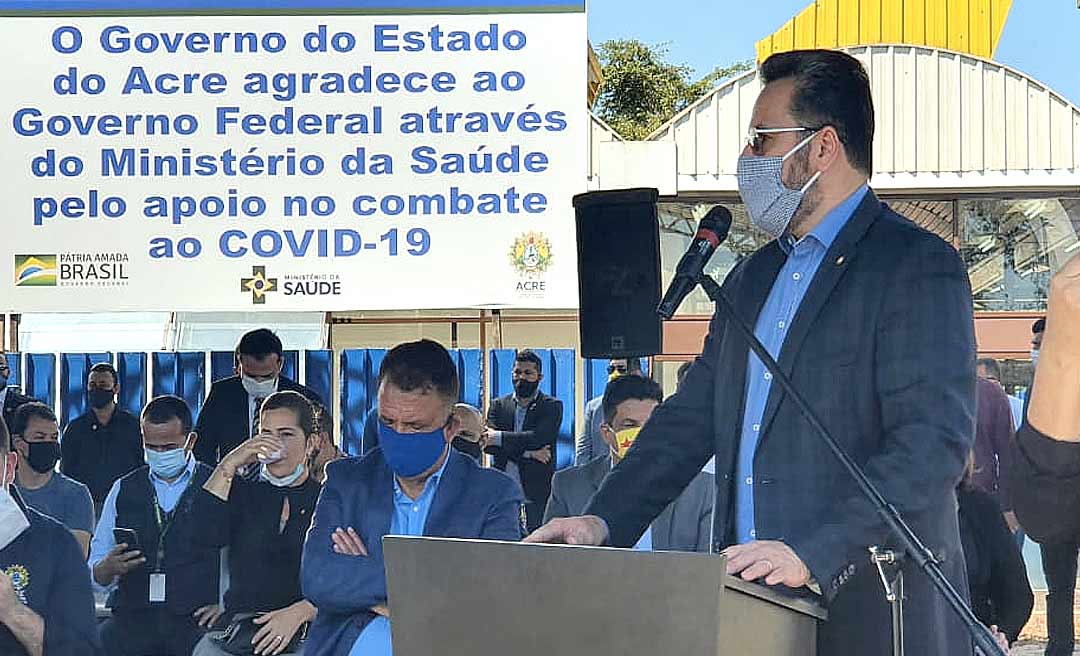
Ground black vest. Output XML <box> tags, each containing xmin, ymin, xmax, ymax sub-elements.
<box><xmin>113</xmin><ymin>463</ymin><xmax>219</xmax><ymax>615</ymax></box>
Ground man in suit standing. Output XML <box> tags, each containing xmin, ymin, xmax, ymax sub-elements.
<box><xmin>0</xmin><ymin>350</ymin><xmax>35</xmax><ymax>435</ymax></box>
<box><xmin>194</xmin><ymin>329</ymin><xmax>322</xmax><ymax>465</ymax></box>
<box><xmin>529</xmin><ymin>49</ymin><xmax>976</xmax><ymax>655</ymax></box>
<box><xmin>484</xmin><ymin>350</ymin><xmax>563</xmax><ymax>533</ymax></box>
<box><xmin>545</xmin><ymin>374</ymin><xmax>713</xmax><ymax>552</ymax></box>
<box><xmin>301</xmin><ymin>339</ymin><xmax>523</xmax><ymax>656</ymax></box>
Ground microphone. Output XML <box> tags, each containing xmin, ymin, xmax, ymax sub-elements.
<box><xmin>656</xmin><ymin>205</ymin><xmax>733</xmax><ymax>319</ymax></box>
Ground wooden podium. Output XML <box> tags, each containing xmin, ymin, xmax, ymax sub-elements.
<box><xmin>384</xmin><ymin>536</ymin><xmax>826</xmax><ymax>656</ymax></box>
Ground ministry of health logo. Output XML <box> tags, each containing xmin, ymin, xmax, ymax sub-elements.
<box><xmin>241</xmin><ymin>266</ymin><xmax>278</xmax><ymax>304</ymax></box>
<box><xmin>14</xmin><ymin>254</ymin><xmax>57</xmax><ymax>287</ymax></box>
<box><xmin>509</xmin><ymin>233</ymin><xmax>553</xmax><ymax>275</ymax></box>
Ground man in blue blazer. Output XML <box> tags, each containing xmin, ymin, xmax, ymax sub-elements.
<box><xmin>529</xmin><ymin>50</ymin><xmax>977</xmax><ymax>655</ymax></box>
<box><xmin>301</xmin><ymin>339</ymin><xmax>524</xmax><ymax>656</ymax></box>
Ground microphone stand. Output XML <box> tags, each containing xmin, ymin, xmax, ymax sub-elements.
<box><xmin>693</xmin><ymin>274</ymin><xmax>1004</xmax><ymax>656</ymax></box>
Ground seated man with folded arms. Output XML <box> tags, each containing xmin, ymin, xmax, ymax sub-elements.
<box><xmin>545</xmin><ymin>374</ymin><xmax>714</xmax><ymax>552</ymax></box>
<box><xmin>190</xmin><ymin>391</ymin><xmax>323</xmax><ymax>656</ymax></box>
<box><xmin>301</xmin><ymin>339</ymin><xmax>524</xmax><ymax>656</ymax></box>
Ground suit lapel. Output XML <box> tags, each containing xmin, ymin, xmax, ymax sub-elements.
<box><xmin>423</xmin><ymin>451</ymin><xmax>463</xmax><ymax>537</ymax></box>
<box><xmin>757</xmin><ymin>192</ymin><xmax>882</xmax><ymax>440</ymax></box>
<box><xmin>367</xmin><ymin>458</ymin><xmax>395</xmax><ymax>546</ymax></box>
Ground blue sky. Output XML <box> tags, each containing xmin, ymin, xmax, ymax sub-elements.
<box><xmin>588</xmin><ymin>0</ymin><xmax>1080</xmax><ymax>106</ymax></box>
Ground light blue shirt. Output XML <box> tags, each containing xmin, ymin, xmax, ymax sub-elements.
<box><xmin>734</xmin><ymin>186</ymin><xmax>868</xmax><ymax>545</ymax></box>
<box><xmin>633</xmin><ymin>526</ymin><xmax>653</xmax><ymax>551</ymax></box>
<box><xmin>349</xmin><ymin>450</ymin><xmax>451</xmax><ymax>656</ymax></box>
<box><xmin>87</xmin><ymin>456</ymin><xmax>197</xmax><ymax>593</ymax></box>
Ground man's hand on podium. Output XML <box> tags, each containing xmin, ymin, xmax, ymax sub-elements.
<box><xmin>722</xmin><ymin>540</ymin><xmax>811</xmax><ymax>588</ymax></box>
<box><xmin>523</xmin><ymin>515</ymin><xmax>609</xmax><ymax>546</ymax></box>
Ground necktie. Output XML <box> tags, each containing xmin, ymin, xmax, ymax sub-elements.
<box><xmin>251</xmin><ymin>396</ymin><xmax>265</xmax><ymax>438</ymax></box>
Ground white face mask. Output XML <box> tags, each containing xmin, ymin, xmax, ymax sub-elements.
<box><xmin>736</xmin><ymin>132</ymin><xmax>822</xmax><ymax>239</ymax></box>
<box><xmin>0</xmin><ymin>459</ymin><xmax>31</xmax><ymax>550</ymax></box>
<box><xmin>260</xmin><ymin>461</ymin><xmax>306</xmax><ymax>487</ymax></box>
<box><xmin>242</xmin><ymin>374</ymin><xmax>278</xmax><ymax>399</ymax></box>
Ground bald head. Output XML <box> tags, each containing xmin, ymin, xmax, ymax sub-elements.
<box><xmin>452</xmin><ymin>403</ymin><xmax>483</xmax><ymax>443</ymax></box>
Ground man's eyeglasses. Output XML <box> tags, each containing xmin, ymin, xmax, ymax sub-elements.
<box><xmin>607</xmin><ymin>365</ymin><xmax>628</xmax><ymax>375</ymax></box>
<box><xmin>746</xmin><ymin>126</ymin><xmax>820</xmax><ymax>154</ymax></box>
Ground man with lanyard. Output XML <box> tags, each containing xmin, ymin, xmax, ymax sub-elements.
<box><xmin>0</xmin><ymin>412</ymin><xmax>101</xmax><ymax>656</ymax></box>
<box><xmin>89</xmin><ymin>395</ymin><xmax>220</xmax><ymax>656</ymax></box>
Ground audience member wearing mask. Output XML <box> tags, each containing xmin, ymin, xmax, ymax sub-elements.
<box><xmin>545</xmin><ymin>374</ymin><xmax>714</xmax><ymax>552</ymax></box>
<box><xmin>484</xmin><ymin>349</ymin><xmax>562</xmax><ymax>532</ymax></box>
<box><xmin>302</xmin><ymin>339</ymin><xmax>524</xmax><ymax>656</ymax></box>
<box><xmin>190</xmin><ymin>391</ymin><xmax>321</xmax><ymax>656</ymax></box>
<box><xmin>195</xmin><ymin>329</ymin><xmax>323</xmax><ymax>465</ymax></box>
<box><xmin>1009</xmin><ymin>255</ymin><xmax>1080</xmax><ymax>656</ymax></box>
<box><xmin>576</xmin><ymin>358</ymin><xmax>641</xmax><ymax>466</ymax></box>
<box><xmin>0</xmin><ymin>350</ymin><xmax>35</xmax><ymax>435</ymax></box>
<box><xmin>957</xmin><ymin>453</ymin><xmax>1032</xmax><ymax>649</ymax></box>
<box><xmin>90</xmin><ymin>396</ymin><xmax>220</xmax><ymax>656</ymax></box>
<box><xmin>308</xmin><ymin>401</ymin><xmax>343</xmax><ymax>485</ymax></box>
<box><xmin>450</xmin><ymin>403</ymin><xmax>486</xmax><ymax>463</ymax></box>
<box><xmin>10</xmin><ymin>402</ymin><xmax>95</xmax><ymax>557</ymax></box>
<box><xmin>1021</xmin><ymin>317</ymin><xmax>1045</xmax><ymax>424</ymax></box>
<box><xmin>61</xmin><ymin>362</ymin><xmax>144</xmax><ymax>517</ymax></box>
<box><xmin>0</xmin><ymin>416</ymin><xmax>102</xmax><ymax>656</ymax></box>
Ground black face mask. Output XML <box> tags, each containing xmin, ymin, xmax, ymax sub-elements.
<box><xmin>452</xmin><ymin>437</ymin><xmax>483</xmax><ymax>462</ymax></box>
<box><xmin>513</xmin><ymin>379</ymin><xmax>539</xmax><ymax>399</ymax></box>
<box><xmin>23</xmin><ymin>441</ymin><xmax>60</xmax><ymax>474</ymax></box>
<box><xmin>88</xmin><ymin>388</ymin><xmax>115</xmax><ymax>410</ymax></box>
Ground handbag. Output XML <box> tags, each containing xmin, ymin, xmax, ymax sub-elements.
<box><xmin>212</xmin><ymin>613</ymin><xmax>305</xmax><ymax>655</ymax></box>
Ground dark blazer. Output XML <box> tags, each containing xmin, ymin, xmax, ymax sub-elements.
<box><xmin>485</xmin><ymin>392</ymin><xmax>563</xmax><ymax>505</ymax></box>
<box><xmin>301</xmin><ymin>448</ymin><xmax>524</xmax><ymax>656</ymax></box>
<box><xmin>193</xmin><ymin>375</ymin><xmax>322</xmax><ymax>465</ymax></box>
<box><xmin>2</xmin><ymin>387</ymin><xmax>36</xmax><ymax>433</ymax></box>
<box><xmin>585</xmin><ymin>191</ymin><xmax>978</xmax><ymax>655</ymax></box>
<box><xmin>544</xmin><ymin>455</ymin><xmax>714</xmax><ymax>552</ymax></box>
<box><xmin>958</xmin><ymin>486</ymin><xmax>1033</xmax><ymax>642</ymax></box>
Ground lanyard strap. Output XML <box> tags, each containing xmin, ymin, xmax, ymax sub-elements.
<box><xmin>149</xmin><ymin>474</ymin><xmax>192</xmax><ymax>566</ymax></box>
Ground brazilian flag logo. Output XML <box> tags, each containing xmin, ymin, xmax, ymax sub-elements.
<box><xmin>14</xmin><ymin>254</ymin><xmax>57</xmax><ymax>287</ymax></box>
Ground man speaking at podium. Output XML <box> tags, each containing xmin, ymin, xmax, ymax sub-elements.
<box><xmin>529</xmin><ymin>49</ymin><xmax>976</xmax><ymax>655</ymax></box>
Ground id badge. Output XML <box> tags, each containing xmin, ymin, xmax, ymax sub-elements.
<box><xmin>149</xmin><ymin>572</ymin><xmax>166</xmax><ymax>603</ymax></box>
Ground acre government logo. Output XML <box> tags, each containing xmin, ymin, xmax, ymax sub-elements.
<box><xmin>509</xmin><ymin>232</ymin><xmax>553</xmax><ymax>297</ymax></box>
<box><xmin>14</xmin><ymin>255</ymin><xmax>57</xmax><ymax>287</ymax></box>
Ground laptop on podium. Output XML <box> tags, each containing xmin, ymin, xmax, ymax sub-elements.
<box><xmin>382</xmin><ymin>536</ymin><xmax>825</xmax><ymax>656</ymax></box>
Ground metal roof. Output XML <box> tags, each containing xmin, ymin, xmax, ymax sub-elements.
<box><xmin>644</xmin><ymin>45</ymin><xmax>1080</xmax><ymax>196</ymax></box>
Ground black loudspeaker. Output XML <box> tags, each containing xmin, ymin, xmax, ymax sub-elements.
<box><xmin>573</xmin><ymin>188</ymin><xmax>662</xmax><ymax>359</ymax></box>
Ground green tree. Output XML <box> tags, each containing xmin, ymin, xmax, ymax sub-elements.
<box><xmin>594</xmin><ymin>39</ymin><xmax>753</xmax><ymax>140</ymax></box>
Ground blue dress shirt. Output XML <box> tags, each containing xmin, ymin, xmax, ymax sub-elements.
<box><xmin>349</xmin><ymin>450</ymin><xmax>452</xmax><ymax>656</ymax></box>
<box><xmin>87</xmin><ymin>456</ymin><xmax>198</xmax><ymax>593</ymax></box>
<box><xmin>734</xmin><ymin>186</ymin><xmax>868</xmax><ymax>545</ymax></box>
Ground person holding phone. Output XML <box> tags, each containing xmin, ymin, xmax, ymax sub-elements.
<box><xmin>188</xmin><ymin>391</ymin><xmax>322</xmax><ymax>656</ymax></box>
<box><xmin>88</xmin><ymin>396</ymin><xmax>220</xmax><ymax>656</ymax></box>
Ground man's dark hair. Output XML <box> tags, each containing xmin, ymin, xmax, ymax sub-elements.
<box><xmin>1032</xmin><ymin>318</ymin><xmax>1046</xmax><ymax>334</ymax></box>
<box><xmin>260</xmin><ymin>391</ymin><xmax>316</xmax><ymax>435</ymax></box>
<box><xmin>89</xmin><ymin>362</ymin><xmax>118</xmax><ymax>387</ymax></box>
<box><xmin>236</xmin><ymin>328</ymin><xmax>284</xmax><ymax>360</ymax></box>
<box><xmin>602</xmin><ymin>374</ymin><xmax>663</xmax><ymax>424</ymax></box>
<box><xmin>676</xmin><ymin>361</ymin><xmax>692</xmax><ymax>386</ymax></box>
<box><xmin>378</xmin><ymin>339</ymin><xmax>459</xmax><ymax>404</ymax></box>
<box><xmin>614</xmin><ymin>358</ymin><xmax>642</xmax><ymax>373</ymax></box>
<box><xmin>311</xmin><ymin>399</ymin><xmax>333</xmax><ymax>436</ymax></box>
<box><xmin>12</xmin><ymin>402</ymin><xmax>58</xmax><ymax>437</ymax></box>
<box><xmin>515</xmin><ymin>349</ymin><xmax>543</xmax><ymax>373</ymax></box>
<box><xmin>760</xmin><ymin>49</ymin><xmax>875</xmax><ymax>174</ymax></box>
<box><xmin>976</xmin><ymin>358</ymin><xmax>1002</xmax><ymax>380</ymax></box>
<box><xmin>141</xmin><ymin>395</ymin><xmax>193</xmax><ymax>434</ymax></box>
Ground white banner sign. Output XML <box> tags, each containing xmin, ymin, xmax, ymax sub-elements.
<box><xmin>1</xmin><ymin>3</ymin><xmax>586</xmax><ymax>311</ymax></box>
